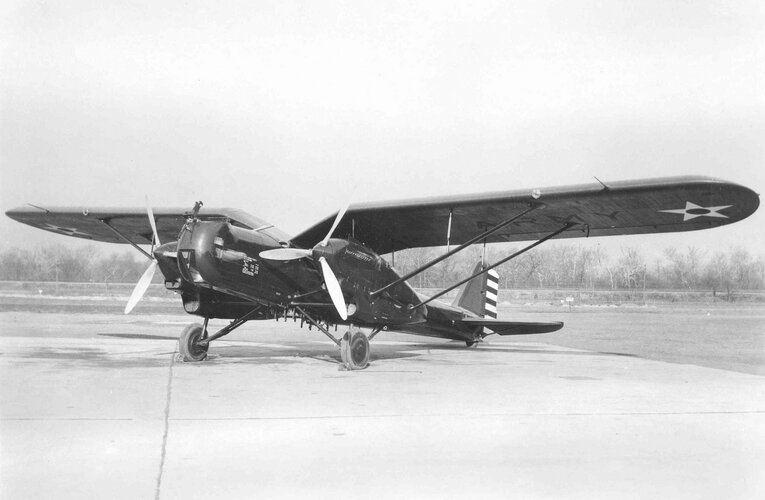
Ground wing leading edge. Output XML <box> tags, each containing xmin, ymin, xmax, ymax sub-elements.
<box><xmin>291</xmin><ymin>176</ymin><xmax>759</xmax><ymax>254</ymax></box>
<box><xmin>4</xmin><ymin>206</ymin><xmax>290</xmax><ymax>246</ymax></box>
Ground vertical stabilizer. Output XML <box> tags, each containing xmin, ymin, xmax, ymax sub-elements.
<box><xmin>452</xmin><ymin>262</ymin><xmax>500</xmax><ymax>318</ymax></box>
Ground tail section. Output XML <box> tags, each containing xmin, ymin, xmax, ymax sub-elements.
<box><xmin>452</xmin><ymin>262</ymin><xmax>500</xmax><ymax>318</ymax></box>
<box><xmin>406</xmin><ymin>261</ymin><xmax>564</xmax><ymax>341</ymax></box>
<box><xmin>484</xmin><ymin>268</ymin><xmax>499</xmax><ymax>319</ymax></box>
<box><xmin>453</xmin><ymin>264</ymin><xmax>564</xmax><ymax>337</ymax></box>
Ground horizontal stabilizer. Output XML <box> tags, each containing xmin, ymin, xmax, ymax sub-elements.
<box><xmin>460</xmin><ymin>318</ymin><xmax>563</xmax><ymax>336</ymax></box>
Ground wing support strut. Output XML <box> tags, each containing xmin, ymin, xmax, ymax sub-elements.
<box><xmin>294</xmin><ymin>305</ymin><xmax>342</xmax><ymax>346</ymax></box>
<box><xmin>408</xmin><ymin>221</ymin><xmax>578</xmax><ymax>310</ymax></box>
<box><xmin>370</xmin><ymin>204</ymin><xmax>539</xmax><ymax>298</ymax></box>
<box><xmin>97</xmin><ymin>219</ymin><xmax>154</xmax><ymax>262</ymax></box>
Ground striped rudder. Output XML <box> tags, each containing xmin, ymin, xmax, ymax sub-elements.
<box><xmin>484</xmin><ymin>269</ymin><xmax>499</xmax><ymax>318</ymax></box>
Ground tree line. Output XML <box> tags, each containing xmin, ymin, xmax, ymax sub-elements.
<box><xmin>389</xmin><ymin>244</ymin><xmax>765</xmax><ymax>292</ymax></box>
<box><xmin>0</xmin><ymin>243</ymin><xmax>763</xmax><ymax>292</ymax></box>
<box><xmin>0</xmin><ymin>245</ymin><xmax>148</xmax><ymax>283</ymax></box>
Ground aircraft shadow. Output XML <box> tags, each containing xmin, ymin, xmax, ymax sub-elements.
<box><xmin>17</xmin><ymin>333</ymin><xmax>638</xmax><ymax>369</ymax></box>
<box><xmin>99</xmin><ymin>333</ymin><xmax>179</xmax><ymax>341</ymax></box>
<box><xmin>205</xmin><ymin>338</ymin><xmax>641</xmax><ymax>366</ymax></box>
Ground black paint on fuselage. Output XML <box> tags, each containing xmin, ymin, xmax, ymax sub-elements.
<box><xmin>171</xmin><ymin>219</ymin><xmax>445</xmax><ymax>329</ymax></box>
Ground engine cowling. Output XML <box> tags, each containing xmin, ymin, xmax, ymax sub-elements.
<box><xmin>315</xmin><ymin>239</ymin><xmax>427</xmax><ymax>326</ymax></box>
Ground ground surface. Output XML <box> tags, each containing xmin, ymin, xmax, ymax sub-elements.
<box><xmin>1</xmin><ymin>304</ymin><xmax>764</xmax><ymax>499</ymax></box>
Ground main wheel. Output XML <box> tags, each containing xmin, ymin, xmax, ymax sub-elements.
<box><xmin>340</xmin><ymin>330</ymin><xmax>370</xmax><ymax>370</ymax></box>
<box><xmin>179</xmin><ymin>323</ymin><xmax>208</xmax><ymax>362</ymax></box>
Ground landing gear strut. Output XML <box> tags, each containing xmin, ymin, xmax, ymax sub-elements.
<box><xmin>179</xmin><ymin>307</ymin><xmax>263</xmax><ymax>362</ymax></box>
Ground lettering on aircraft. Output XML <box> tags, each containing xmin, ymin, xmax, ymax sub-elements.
<box><xmin>242</xmin><ymin>256</ymin><xmax>259</xmax><ymax>276</ymax></box>
<box><xmin>346</xmin><ymin>249</ymin><xmax>374</xmax><ymax>264</ymax></box>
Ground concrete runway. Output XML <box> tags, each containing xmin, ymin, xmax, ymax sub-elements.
<box><xmin>2</xmin><ymin>311</ymin><xmax>764</xmax><ymax>499</ymax></box>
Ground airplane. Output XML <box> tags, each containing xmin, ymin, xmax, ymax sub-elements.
<box><xmin>5</xmin><ymin>175</ymin><xmax>759</xmax><ymax>370</ymax></box>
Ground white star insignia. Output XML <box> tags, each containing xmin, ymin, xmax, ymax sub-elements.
<box><xmin>43</xmin><ymin>223</ymin><xmax>93</xmax><ymax>238</ymax></box>
<box><xmin>658</xmin><ymin>201</ymin><xmax>732</xmax><ymax>222</ymax></box>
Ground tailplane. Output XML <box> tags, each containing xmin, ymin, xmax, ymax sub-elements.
<box><xmin>452</xmin><ymin>262</ymin><xmax>564</xmax><ymax>336</ymax></box>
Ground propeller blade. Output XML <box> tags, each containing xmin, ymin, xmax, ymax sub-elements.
<box><xmin>318</xmin><ymin>256</ymin><xmax>347</xmax><ymax>320</ymax></box>
<box><xmin>319</xmin><ymin>196</ymin><xmax>354</xmax><ymax>247</ymax></box>
<box><xmin>125</xmin><ymin>261</ymin><xmax>158</xmax><ymax>314</ymax></box>
<box><xmin>146</xmin><ymin>198</ymin><xmax>161</xmax><ymax>247</ymax></box>
<box><xmin>259</xmin><ymin>248</ymin><xmax>312</xmax><ymax>261</ymax></box>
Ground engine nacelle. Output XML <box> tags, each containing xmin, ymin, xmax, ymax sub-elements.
<box><xmin>316</xmin><ymin>239</ymin><xmax>427</xmax><ymax>326</ymax></box>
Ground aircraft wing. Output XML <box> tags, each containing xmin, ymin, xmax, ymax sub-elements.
<box><xmin>291</xmin><ymin>176</ymin><xmax>759</xmax><ymax>254</ymax></box>
<box><xmin>4</xmin><ymin>206</ymin><xmax>289</xmax><ymax>246</ymax></box>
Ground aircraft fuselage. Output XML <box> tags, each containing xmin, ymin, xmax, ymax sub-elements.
<box><xmin>165</xmin><ymin>219</ymin><xmax>428</xmax><ymax>328</ymax></box>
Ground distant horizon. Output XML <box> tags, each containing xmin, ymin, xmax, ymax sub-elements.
<box><xmin>2</xmin><ymin>236</ymin><xmax>763</xmax><ymax>292</ymax></box>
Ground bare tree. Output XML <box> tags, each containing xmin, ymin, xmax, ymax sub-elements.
<box><xmin>617</xmin><ymin>247</ymin><xmax>645</xmax><ymax>290</ymax></box>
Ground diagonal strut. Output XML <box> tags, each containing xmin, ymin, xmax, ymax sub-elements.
<box><xmin>407</xmin><ymin>221</ymin><xmax>577</xmax><ymax>310</ymax></box>
<box><xmin>370</xmin><ymin>204</ymin><xmax>540</xmax><ymax>298</ymax></box>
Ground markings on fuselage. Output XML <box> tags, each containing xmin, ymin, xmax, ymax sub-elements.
<box><xmin>242</xmin><ymin>256</ymin><xmax>260</xmax><ymax>276</ymax></box>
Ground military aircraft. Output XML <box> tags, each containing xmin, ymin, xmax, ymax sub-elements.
<box><xmin>5</xmin><ymin>175</ymin><xmax>759</xmax><ymax>369</ymax></box>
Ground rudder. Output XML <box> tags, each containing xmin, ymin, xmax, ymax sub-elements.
<box><xmin>484</xmin><ymin>268</ymin><xmax>499</xmax><ymax>319</ymax></box>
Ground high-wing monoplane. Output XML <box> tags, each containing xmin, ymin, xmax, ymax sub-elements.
<box><xmin>6</xmin><ymin>176</ymin><xmax>759</xmax><ymax>369</ymax></box>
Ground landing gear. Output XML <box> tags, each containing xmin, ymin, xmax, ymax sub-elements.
<box><xmin>293</xmin><ymin>306</ymin><xmax>372</xmax><ymax>370</ymax></box>
<box><xmin>340</xmin><ymin>330</ymin><xmax>370</xmax><ymax>370</ymax></box>
<box><xmin>179</xmin><ymin>323</ymin><xmax>209</xmax><ymax>361</ymax></box>
<box><xmin>178</xmin><ymin>307</ymin><xmax>264</xmax><ymax>363</ymax></box>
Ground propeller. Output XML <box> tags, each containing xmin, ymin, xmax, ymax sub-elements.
<box><xmin>259</xmin><ymin>198</ymin><xmax>351</xmax><ymax>261</ymax></box>
<box><xmin>320</xmin><ymin>200</ymin><xmax>350</xmax><ymax>247</ymax></box>
<box><xmin>319</xmin><ymin>256</ymin><xmax>347</xmax><ymax>320</ymax></box>
<box><xmin>147</xmin><ymin>202</ymin><xmax>160</xmax><ymax>247</ymax></box>
<box><xmin>258</xmin><ymin>247</ymin><xmax>311</xmax><ymax>261</ymax></box>
<box><xmin>259</xmin><ymin>198</ymin><xmax>353</xmax><ymax>319</ymax></box>
<box><xmin>124</xmin><ymin>260</ymin><xmax>157</xmax><ymax>314</ymax></box>
<box><xmin>125</xmin><ymin>200</ymin><xmax>161</xmax><ymax>314</ymax></box>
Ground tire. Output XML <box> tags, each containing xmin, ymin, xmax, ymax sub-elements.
<box><xmin>340</xmin><ymin>330</ymin><xmax>370</xmax><ymax>370</ymax></box>
<box><xmin>179</xmin><ymin>323</ymin><xmax>208</xmax><ymax>362</ymax></box>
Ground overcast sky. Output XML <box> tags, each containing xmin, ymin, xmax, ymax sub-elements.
<box><xmin>1</xmin><ymin>0</ymin><xmax>763</xmax><ymax>260</ymax></box>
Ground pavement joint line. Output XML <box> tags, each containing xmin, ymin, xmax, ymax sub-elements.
<box><xmin>154</xmin><ymin>347</ymin><xmax>176</xmax><ymax>500</ymax></box>
<box><xmin>166</xmin><ymin>410</ymin><xmax>765</xmax><ymax>421</ymax></box>
<box><xmin>3</xmin><ymin>410</ymin><xmax>763</xmax><ymax>422</ymax></box>
<box><xmin>6</xmin><ymin>408</ymin><xmax>764</xmax><ymax>422</ymax></box>
<box><xmin>1</xmin><ymin>418</ymin><xmax>136</xmax><ymax>421</ymax></box>
<box><xmin>4</xmin><ymin>410</ymin><xmax>763</xmax><ymax>422</ymax></box>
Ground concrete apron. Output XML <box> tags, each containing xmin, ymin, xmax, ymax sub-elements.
<box><xmin>2</xmin><ymin>331</ymin><xmax>764</xmax><ymax>499</ymax></box>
